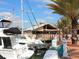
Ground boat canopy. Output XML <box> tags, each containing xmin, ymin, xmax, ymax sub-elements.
<box><xmin>3</xmin><ymin>27</ymin><xmax>21</xmax><ymax>34</ymax></box>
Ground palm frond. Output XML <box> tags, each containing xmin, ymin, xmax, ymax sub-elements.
<box><xmin>49</xmin><ymin>0</ymin><xmax>79</xmax><ymax>19</ymax></box>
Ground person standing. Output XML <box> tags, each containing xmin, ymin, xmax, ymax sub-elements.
<box><xmin>61</xmin><ymin>35</ymin><xmax>68</xmax><ymax>57</ymax></box>
<box><xmin>71</xmin><ymin>34</ymin><xmax>78</xmax><ymax>45</ymax></box>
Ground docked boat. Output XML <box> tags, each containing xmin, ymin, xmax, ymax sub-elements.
<box><xmin>0</xmin><ymin>28</ymin><xmax>34</xmax><ymax>59</ymax></box>
<box><xmin>43</xmin><ymin>50</ymin><xmax>59</xmax><ymax>59</ymax></box>
<box><xmin>43</xmin><ymin>35</ymin><xmax>69</xmax><ymax>59</ymax></box>
<box><xmin>43</xmin><ymin>36</ymin><xmax>59</xmax><ymax>59</ymax></box>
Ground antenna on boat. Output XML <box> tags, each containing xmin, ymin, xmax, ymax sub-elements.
<box><xmin>21</xmin><ymin>0</ymin><xmax>24</xmax><ymax>35</ymax></box>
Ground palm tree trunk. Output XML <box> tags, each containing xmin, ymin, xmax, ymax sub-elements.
<box><xmin>71</xmin><ymin>18</ymin><xmax>78</xmax><ymax>45</ymax></box>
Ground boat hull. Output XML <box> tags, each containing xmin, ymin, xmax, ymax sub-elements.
<box><xmin>43</xmin><ymin>50</ymin><xmax>59</xmax><ymax>59</ymax></box>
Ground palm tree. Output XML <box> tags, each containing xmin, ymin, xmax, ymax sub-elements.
<box><xmin>48</xmin><ymin>0</ymin><xmax>79</xmax><ymax>44</ymax></box>
<box><xmin>57</xmin><ymin>17</ymin><xmax>71</xmax><ymax>34</ymax></box>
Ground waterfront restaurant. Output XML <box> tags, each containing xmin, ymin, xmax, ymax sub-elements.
<box><xmin>24</xmin><ymin>23</ymin><xmax>59</xmax><ymax>41</ymax></box>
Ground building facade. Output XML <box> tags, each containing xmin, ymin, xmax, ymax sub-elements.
<box><xmin>24</xmin><ymin>23</ymin><xmax>58</xmax><ymax>41</ymax></box>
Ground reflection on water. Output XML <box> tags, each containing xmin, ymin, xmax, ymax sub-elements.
<box><xmin>29</xmin><ymin>50</ymin><xmax>46</xmax><ymax>59</ymax></box>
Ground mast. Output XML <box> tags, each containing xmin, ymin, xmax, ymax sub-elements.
<box><xmin>21</xmin><ymin>0</ymin><xmax>24</xmax><ymax>35</ymax></box>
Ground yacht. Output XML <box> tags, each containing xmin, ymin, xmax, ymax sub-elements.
<box><xmin>0</xmin><ymin>28</ymin><xmax>34</xmax><ymax>59</ymax></box>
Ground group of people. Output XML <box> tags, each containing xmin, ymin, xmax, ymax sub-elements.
<box><xmin>51</xmin><ymin>34</ymin><xmax>68</xmax><ymax>58</ymax></box>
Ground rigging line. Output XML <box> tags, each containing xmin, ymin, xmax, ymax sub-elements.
<box><xmin>26</xmin><ymin>11</ymin><xmax>34</xmax><ymax>30</ymax></box>
<box><xmin>26</xmin><ymin>0</ymin><xmax>39</xmax><ymax>28</ymax></box>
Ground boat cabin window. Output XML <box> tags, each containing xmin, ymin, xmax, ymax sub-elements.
<box><xmin>0</xmin><ymin>37</ymin><xmax>2</xmax><ymax>45</ymax></box>
<box><xmin>19</xmin><ymin>43</ymin><xmax>26</xmax><ymax>45</ymax></box>
<box><xmin>2</xmin><ymin>37</ymin><xmax>12</xmax><ymax>49</ymax></box>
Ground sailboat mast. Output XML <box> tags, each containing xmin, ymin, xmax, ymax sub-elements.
<box><xmin>21</xmin><ymin>0</ymin><xmax>24</xmax><ymax>35</ymax></box>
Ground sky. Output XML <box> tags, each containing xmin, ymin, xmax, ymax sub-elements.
<box><xmin>0</xmin><ymin>0</ymin><xmax>62</xmax><ymax>29</ymax></box>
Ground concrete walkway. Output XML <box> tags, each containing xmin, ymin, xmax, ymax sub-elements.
<box><xmin>67</xmin><ymin>40</ymin><xmax>79</xmax><ymax>59</ymax></box>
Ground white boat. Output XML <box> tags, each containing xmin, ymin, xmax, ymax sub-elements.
<box><xmin>43</xmin><ymin>50</ymin><xmax>59</xmax><ymax>59</ymax></box>
<box><xmin>30</xmin><ymin>39</ymin><xmax>44</xmax><ymax>45</ymax></box>
<box><xmin>43</xmin><ymin>36</ymin><xmax>59</xmax><ymax>59</ymax></box>
<box><xmin>0</xmin><ymin>28</ymin><xmax>34</xmax><ymax>59</ymax></box>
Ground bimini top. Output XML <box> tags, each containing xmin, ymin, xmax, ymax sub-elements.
<box><xmin>3</xmin><ymin>27</ymin><xmax>21</xmax><ymax>34</ymax></box>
